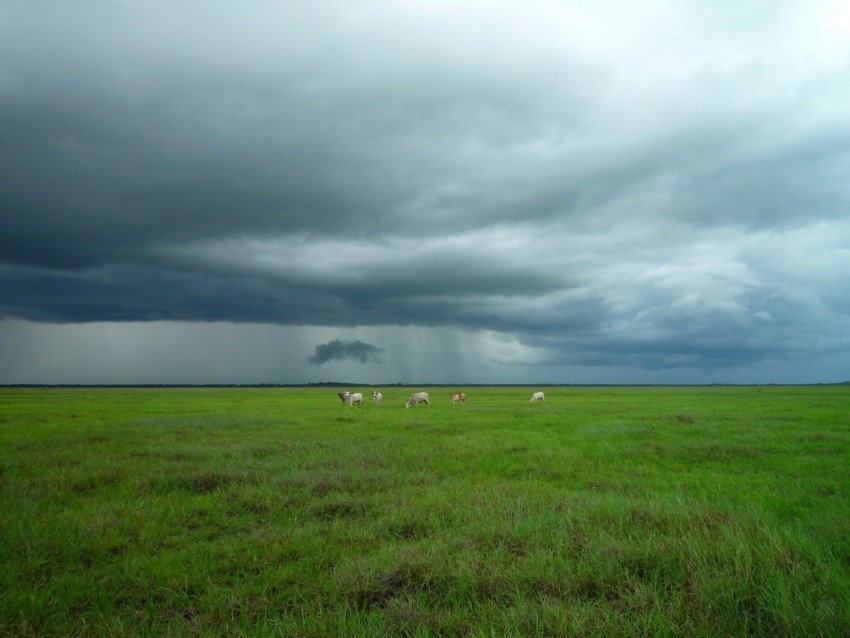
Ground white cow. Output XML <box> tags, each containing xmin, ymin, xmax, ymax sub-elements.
<box><xmin>338</xmin><ymin>391</ymin><xmax>350</xmax><ymax>404</ymax></box>
<box><xmin>530</xmin><ymin>391</ymin><xmax>545</xmax><ymax>403</ymax></box>
<box><xmin>372</xmin><ymin>391</ymin><xmax>383</xmax><ymax>406</ymax></box>
<box><xmin>405</xmin><ymin>392</ymin><xmax>430</xmax><ymax>408</ymax></box>
<box><xmin>347</xmin><ymin>392</ymin><xmax>364</xmax><ymax>406</ymax></box>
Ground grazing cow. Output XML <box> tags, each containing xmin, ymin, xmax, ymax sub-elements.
<box><xmin>338</xmin><ymin>391</ymin><xmax>350</xmax><ymax>404</ymax></box>
<box><xmin>405</xmin><ymin>392</ymin><xmax>430</xmax><ymax>408</ymax></box>
<box><xmin>448</xmin><ymin>391</ymin><xmax>466</xmax><ymax>405</ymax></box>
<box><xmin>530</xmin><ymin>391</ymin><xmax>545</xmax><ymax>403</ymax></box>
<box><xmin>347</xmin><ymin>392</ymin><xmax>364</xmax><ymax>406</ymax></box>
<box><xmin>372</xmin><ymin>391</ymin><xmax>383</xmax><ymax>406</ymax></box>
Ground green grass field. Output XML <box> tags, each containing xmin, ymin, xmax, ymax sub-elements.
<box><xmin>2</xmin><ymin>386</ymin><xmax>849</xmax><ymax>637</ymax></box>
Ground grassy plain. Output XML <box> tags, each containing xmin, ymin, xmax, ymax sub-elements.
<box><xmin>1</xmin><ymin>385</ymin><xmax>849</xmax><ymax>637</ymax></box>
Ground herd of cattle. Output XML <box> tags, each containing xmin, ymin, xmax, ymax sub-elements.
<box><xmin>337</xmin><ymin>390</ymin><xmax>545</xmax><ymax>407</ymax></box>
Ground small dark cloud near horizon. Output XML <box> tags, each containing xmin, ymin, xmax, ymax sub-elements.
<box><xmin>309</xmin><ymin>339</ymin><xmax>384</xmax><ymax>365</ymax></box>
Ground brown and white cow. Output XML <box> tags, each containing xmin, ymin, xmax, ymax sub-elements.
<box><xmin>448</xmin><ymin>391</ymin><xmax>466</xmax><ymax>405</ymax></box>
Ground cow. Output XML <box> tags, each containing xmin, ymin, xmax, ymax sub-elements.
<box><xmin>405</xmin><ymin>392</ymin><xmax>430</xmax><ymax>408</ymax></box>
<box><xmin>449</xmin><ymin>391</ymin><xmax>466</xmax><ymax>405</ymax></box>
<box><xmin>372</xmin><ymin>391</ymin><xmax>383</xmax><ymax>406</ymax></box>
<box><xmin>347</xmin><ymin>392</ymin><xmax>364</xmax><ymax>406</ymax></box>
<box><xmin>530</xmin><ymin>391</ymin><xmax>545</xmax><ymax>403</ymax></box>
<box><xmin>337</xmin><ymin>391</ymin><xmax>350</xmax><ymax>404</ymax></box>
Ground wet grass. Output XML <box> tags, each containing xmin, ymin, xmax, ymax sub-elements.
<box><xmin>1</xmin><ymin>385</ymin><xmax>849</xmax><ymax>636</ymax></box>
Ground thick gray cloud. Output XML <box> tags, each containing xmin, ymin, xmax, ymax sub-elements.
<box><xmin>1</xmin><ymin>0</ymin><xmax>849</xmax><ymax>383</ymax></box>
<box><xmin>309</xmin><ymin>339</ymin><xmax>384</xmax><ymax>365</ymax></box>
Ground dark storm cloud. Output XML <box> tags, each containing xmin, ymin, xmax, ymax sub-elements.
<box><xmin>309</xmin><ymin>339</ymin><xmax>384</xmax><ymax>365</ymax></box>
<box><xmin>1</xmin><ymin>0</ymin><xmax>849</xmax><ymax>381</ymax></box>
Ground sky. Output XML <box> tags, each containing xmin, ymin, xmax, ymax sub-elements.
<box><xmin>1</xmin><ymin>0</ymin><xmax>849</xmax><ymax>385</ymax></box>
